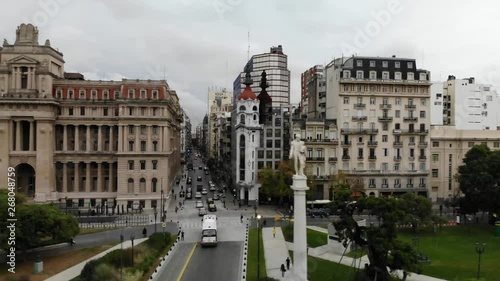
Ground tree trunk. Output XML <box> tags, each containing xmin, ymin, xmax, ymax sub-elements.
<box><xmin>366</xmin><ymin>245</ymin><xmax>391</xmax><ymax>281</ymax></box>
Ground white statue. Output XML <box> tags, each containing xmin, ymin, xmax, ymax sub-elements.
<box><xmin>289</xmin><ymin>134</ymin><xmax>306</xmax><ymax>176</ymax></box>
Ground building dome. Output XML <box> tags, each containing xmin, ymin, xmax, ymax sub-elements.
<box><xmin>239</xmin><ymin>86</ymin><xmax>257</xmax><ymax>100</ymax></box>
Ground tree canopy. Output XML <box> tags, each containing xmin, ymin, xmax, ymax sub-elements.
<box><xmin>331</xmin><ymin>189</ymin><xmax>440</xmax><ymax>281</ymax></box>
<box><xmin>0</xmin><ymin>189</ymin><xmax>79</xmax><ymax>258</ymax></box>
<box><xmin>257</xmin><ymin>160</ymin><xmax>294</xmax><ymax>199</ymax></box>
<box><xmin>458</xmin><ymin>144</ymin><xmax>500</xmax><ymax>216</ymax></box>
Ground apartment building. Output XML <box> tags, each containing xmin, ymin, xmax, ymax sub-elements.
<box><xmin>207</xmin><ymin>87</ymin><xmax>232</xmax><ymax>158</ymax></box>
<box><xmin>0</xmin><ymin>24</ymin><xmax>182</xmax><ymax>209</ymax></box>
<box><xmin>300</xmin><ymin>65</ymin><xmax>326</xmax><ymax>119</ymax></box>
<box><xmin>324</xmin><ymin>56</ymin><xmax>431</xmax><ymax>198</ymax></box>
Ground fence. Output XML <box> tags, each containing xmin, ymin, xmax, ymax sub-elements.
<box><xmin>78</xmin><ymin>214</ymin><xmax>150</xmax><ymax>228</ymax></box>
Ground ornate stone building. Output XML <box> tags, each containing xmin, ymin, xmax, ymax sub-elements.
<box><xmin>0</xmin><ymin>24</ymin><xmax>182</xmax><ymax>209</ymax></box>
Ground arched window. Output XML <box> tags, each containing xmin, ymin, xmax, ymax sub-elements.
<box><xmin>343</xmin><ymin>122</ymin><xmax>349</xmax><ymax>129</ymax></box>
<box><xmin>253</xmin><ymin>106</ymin><xmax>258</xmax><ymax>111</ymax></box>
<box><xmin>240</xmin><ymin>114</ymin><xmax>245</xmax><ymax>124</ymax></box>
<box><xmin>140</xmin><ymin>178</ymin><xmax>146</xmax><ymax>193</ymax></box>
<box><xmin>239</xmin><ymin>105</ymin><xmax>246</xmax><ymax>112</ymax></box>
<box><xmin>128</xmin><ymin>178</ymin><xmax>134</xmax><ymax>193</ymax></box>
<box><xmin>369</xmin><ymin>192</ymin><xmax>375</xmax><ymax>197</ymax></box>
<box><xmin>253</xmin><ymin>114</ymin><xmax>257</xmax><ymax>121</ymax></box>
<box><xmin>239</xmin><ymin>134</ymin><xmax>246</xmax><ymax>182</ymax></box>
<box><xmin>152</xmin><ymin>178</ymin><xmax>158</xmax><ymax>192</ymax></box>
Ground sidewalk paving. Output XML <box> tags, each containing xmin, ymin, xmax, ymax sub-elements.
<box><xmin>45</xmin><ymin>238</ymin><xmax>148</xmax><ymax>281</ymax></box>
<box><xmin>262</xmin><ymin>225</ymin><xmax>447</xmax><ymax>281</ymax></box>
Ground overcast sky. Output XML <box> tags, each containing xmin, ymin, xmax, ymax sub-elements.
<box><xmin>2</xmin><ymin>0</ymin><xmax>500</xmax><ymax>128</ymax></box>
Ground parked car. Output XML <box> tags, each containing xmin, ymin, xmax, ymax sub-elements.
<box><xmin>186</xmin><ymin>192</ymin><xmax>192</xmax><ymax>199</ymax></box>
<box><xmin>195</xmin><ymin>200</ymin><xmax>204</xmax><ymax>208</ymax></box>
<box><xmin>201</xmin><ymin>189</ymin><xmax>208</xmax><ymax>195</ymax></box>
<box><xmin>208</xmin><ymin>203</ymin><xmax>217</xmax><ymax>212</ymax></box>
<box><xmin>195</xmin><ymin>192</ymin><xmax>202</xmax><ymax>199</ymax></box>
<box><xmin>197</xmin><ymin>176</ymin><xmax>202</xmax><ymax>182</ymax></box>
<box><xmin>198</xmin><ymin>207</ymin><xmax>207</xmax><ymax>216</ymax></box>
<box><xmin>209</xmin><ymin>185</ymin><xmax>216</xmax><ymax>191</ymax></box>
<box><xmin>198</xmin><ymin>166</ymin><xmax>203</xmax><ymax>170</ymax></box>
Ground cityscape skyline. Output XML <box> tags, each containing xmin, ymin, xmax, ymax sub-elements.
<box><xmin>2</xmin><ymin>0</ymin><xmax>500</xmax><ymax>128</ymax></box>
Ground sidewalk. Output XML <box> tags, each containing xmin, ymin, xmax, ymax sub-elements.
<box><xmin>45</xmin><ymin>238</ymin><xmax>148</xmax><ymax>281</ymax></box>
<box><xmin>262</xmin><ymin>227</ymin><xmax>293</xmax><ymax>280</ymax></box>
<box><xmin>262</xmin><ymin>226</ymin><xmax>447</xmax><ymax>281</ymax></box>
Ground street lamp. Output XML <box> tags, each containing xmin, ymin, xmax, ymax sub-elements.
<box><xmin>475</xmin><ymin>242</ymin><xmax>486</xmax><ymax>280</ymax></box>
<box><xmin>154</xmin><ymin>207</ymin><xmax>158</xmax><ymax>234</ymax></box>
<box><xmin>412</xmin><ymin>236</ymin><xmax>420</xmax><ymax>253</ymax></box>
<box><xmin>130</xmin><ymin>235</ymin><xmax>135</xmax><ymax>266</ymax></box>
<box><xmin>256</xmin><ymin>214</ymin><xmax>262</xmax><ymax>279</ymax></box>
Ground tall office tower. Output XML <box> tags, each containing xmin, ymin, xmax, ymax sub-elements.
<box><xmin>300</xmin><ymin>65</ymin><xmax>326</xmax><ymax>119</ymax></box>
<box><xmin>233</xmin><ymin>45</ymin><xmax>290</xmax><ymax>108</ymax></box>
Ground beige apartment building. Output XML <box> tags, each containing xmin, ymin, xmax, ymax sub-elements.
<box><xmin>429</xmin><ymin>125</ymin><xmax>500</xmax><ymax>202</ymax></box>
<box><xmin>207</xmin><ymin>87</ymin><xmax>232</xmax><ymax>158</ymax></box>
<box><xmin>0</xmin><ymin>24</ymin><xmax>182</xmax><ymax>209</ymax></box>
<box><xmin>324</xmin><ymin>56</ymin><xmax>432</xmax><ymax>198</ymax></box>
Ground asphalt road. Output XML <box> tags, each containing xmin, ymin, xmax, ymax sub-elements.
<box><xmin>181</xmin><ymin>241</ymin><xmax>243</xmax><ymax>281</ymax></box>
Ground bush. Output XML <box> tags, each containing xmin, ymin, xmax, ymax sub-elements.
<box><xmin>94</xmin><ymin>263</ymin><xmax>118</xmax><ymax>281</ymax></box>
<box><xmin>5</xmin><ymin>274</ymin><xmax>30</xmax><ymax>281</ymax></box>
<box><xmin>147</xmin><ymin>232</ymin><xmax>172</xmax><ymax>250</ymax></box>
<box><xmin>99</xmin><ymin>248</ymin><xmax>134</xmax><ymax>268</ymax></box>
<box><xmin>258</xmin><ymin>277</ymin><xmax>280</xmax><ymax>281</ymax></box>
<box><xmin>80</xmin><ymin>259</ymin><xmax>101</xmax><ymax>281</ymax></box>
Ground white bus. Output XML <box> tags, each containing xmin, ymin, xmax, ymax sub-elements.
<box><xmin>201</xmin><ymin>215</ymin><xmax>217</xmax><ymax>247</ymax></box>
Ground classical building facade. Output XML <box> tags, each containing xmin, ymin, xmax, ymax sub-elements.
<box><xmin>324</xmin><ymin>56</ymin><xmax>432</xmax><ymax>198</ymax></box>
<box><xmin>0</xmin><ymin>24</ymin><xmax>182</xmax><ymax>209</ymax></box>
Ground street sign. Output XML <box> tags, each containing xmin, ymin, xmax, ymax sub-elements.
<box><xmin>162</xmin><ymin>222</ymin><xmax>166</xmax><ymax>228</ymax></box>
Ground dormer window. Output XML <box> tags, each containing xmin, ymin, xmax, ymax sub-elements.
<box><xmin>239</xmin><ymin>105</ymin><xmax>246</xmax><ymax>112</ymax></box>
<box><xmin>79</xmin><ymin>89</ymin><xmax>86</xmax><ymax>99</ymax></box>
<box><xmin>356</xmin><ymin>60</ymin><xmax>363</xmax><ymax>67</ymax></box>
<box><xmin>382</xmin><ymin>71</ymin><xmax>389</xmax><ymax>80</ymax></box>
<box><xmin>343</xmin><ymin>71</ymin><xmax>351</xmax><ymax>79</ymax></box>
<box><xmin>382</xmin><ymin>61</ymin><xmax>388</xmax><ymax>68</ymax></box>
<box><xmin>407</xmin><ymin>62</ymin><xmax>413</xmax><ymax>68</ymax></box>
<box><xmin>395</xmin><ymin>72</ymin><xmax>402</xmax><ymax>80</ymax></box>
<box><xmin>369</xmin><ymin>61</ymin><xmax>375</xmax><ymax>67</ymax></box>
<box><xmin>140</xmin><ymin>89</ymin><xmax>146</xmax><ymax>99</ymax></box>
<box><xmin>356</xmin><ymin>71</ymin><xmax>364</xmax><ymax>79</ymax></box>
<box><xmin>152</xmin><ymin>90</ymin><xmax>158</xmax><ymax>99</ymax></box>
<box><xmin>128</xmin><ymin>89</ymin><xmax>134</xmax><ymax>99</ymax></box>
<box><xmin>419</xmin><ymin>73</ymin><xmax>427</xmax><ymax>81</ymax></box>
<box><xmin>395</xmin><ymin>61</ymin><xmax>400</xmax><ymax>68</ymax></box>
<box><xmin>407</xmin><ymin>73</ymin><xmax>414</xmax><ymax>80</ymax></box>
<box><xmin>369</xmin><ymin>71</ymin><xmax>377</xmax><ymax>80</ymax></box>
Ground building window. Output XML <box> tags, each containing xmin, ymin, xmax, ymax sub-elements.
<box><xmin>382</xmin><ymin>135</ymin><xmax>388</xmax><ymax>142</ymax></box>
<box><xmin>129</xmin><ymin>107</ymin><xmax>134</xmax><ymax>115</ymax></box>
<box><xmin>395</xmin><ymin>72</ymin><xmax>401</xmax><ymax>80</ymax></box>
<box><xmin>432</xmin><ymin>169</ymin><xmax>439</xmax><ymax>178</ymax></box>
<box><xmin>103</xmin><ymin>108</ymin><xmax>108</xmax><ymax>116</ymax></box>
<box><xmin>395</xmin><ymin>61</ymin><xmax>400</xmax><ymax>68</ymax></box>
<box><xmin>382</xmin><ymin>71</ymin><xmax>389</xmax><ymax>79</ymax></box>
<box><xmin>275</xmin><ymin>129</ymin><xmax>281</xmax><ymax>137</ymax></box>
<box><xmin>382</xmin><ymin>61</ymin><xmax>388</xmax><ymax>68</ymax></box>
<box><xmin>152</xmin><ymin>178</ymin><xmax>157</xmax><ymax>192</ymax></box>
<box><xmin>369</xmin><ymin>71</ymin><xmax>376</xmax><ymax>80</ymax></box>
<box><xmin>395</xmin><ymin>110</ymin><xmax>400</xmax><ymax>118</ymax></box>
<box><xmin>343</xmin><ymin>71</ymin><xmax>351</xmax><ymax>79</ymax></box>
<box><xmin>140</xmin><ymin>89</ymin><xmax>146</xmax><ymax>99</ymax></box>
<box><xmin>382</xmin><ymin>123</ymin><xmax>388</xmax><ymax>131</ymax></box>
<box><xmin>356</xmin><ymin>71</ymin><xmax>364</xmax><ymax>79</ymax></box>
<box><xmin>152</xmin><ymin>90</ymin><xmax>158</xmax><ymax>99</ymax></box>
<box><xmin>370</xmin><ymin>97</ymin><xmax>375</xmax><ymax>104</ymax></box>
<box><xmin>129</xmin><ymin>141</ymin><xmax>134</xmax><ymax>151</ymax></box>
<box><xmin>419</xmin><ymin>73</ymin><xmax>427</xmax><ymax>80</ymax></box>
<box><xmin>468</xmin><ymin>142</ymin><xmax>474</xmax><ymax>148</ymax></box>
<box><xmin>407</xmin><ymin>62</ymin><xmax>413</xmax><ymax>68</ymax></box>
<box><xmin>69</xmin><ymin>108</ymin><xmax>74</xmax><ymax>116</ymax></box>
<box><xmin>369</xmin><ymin>61</ymin><xmax>375</xmax><ymax>67</ymax></box>
<box><xmin>275</xmin><ymin>140</ymin><xmax>281</xmax><ymax>148</ymax></box>
<box><xmin>357</xmin><ymin>60</ymin><xmax>363</xmax><ymax>67</ymax></box>
<box><xmin>266</xmin><ymin>129</ymin><xmax>273</xmax><ymax>137</ymax></box>
<box><xmin>140</xmin><ymin>160</ymin><xmax>146</xmax><ymax>170</ymax></box>
<box><xmin>432</xmin><ymin>141</ymin><xmax>439</xmax><ymax>147</ymax></box>
<box><xmin>127</xmin><ymin>179</ymin><xmax>134</xmax><ymax>193</ymax></box>
<box><xmin>141</xmin><ymin>107</ymin><xmax>146</xmax><ymax>116</ymax></box>
<box><xmin>141</xmin><ymin>125</ymin><xmax>146</xmax><ymax>134</ymax></box>
<box><xmin>240</xmin><ymin>114</ymin><xmax>245</xmax><ymax>124</ymax></box>
<box><xmin>80</xmin><ymin>107</ymin><xmax>85</xmax><ymax>116</ymax></box>
<box><xmin>494</xmin><ymin>142</ymin><xmax>499</xmax><ymax>148</ymax></box>
<box><xmin>129</xmin><ymin>125</ymin><xmax>134</xmax><ymax>134</ymax></box>
<box><xmin>79</xmin><ymin>90</ymin><xmax>86</xmax><ymax>99</ymax></box>
<box><xmin>343</xmin><ymin>97</ymin><xmax>349</xmax><ymax>104</ymax></box>
<box><xmin>141</xmin><ymin>141</ymin><xmax>146</xmax><ymax>151</ymax></box>
<box><xmin>432</xmin><ymin>154</ymin><xmax>439</xmax><ymax>161</ymax></box>
<box><xmin>128</xmin><ymin>89</ymin><xmax>134</xmax><ymax>99</ymax></box>
<box><xmin>128</xmin><ymin>160</ymin><xmax>134</xmax><ymax>170</ymax></box>
<box><xmin>383</xmin><ymin>148</ymin><xmax>388</xmax><ymax>157</ymax></box>
<box><xmin>153</xmin><ymin>141</ymin><xmax>158</xmax><ymax>151</ymax></box>
<box><xmin>407</xmin><ymin>73</ymin><xmax>414</xmax><ymax>80</ymax></box>
<box><xmin>91</xmin><ymin>90</ymin><xmax>97</xmax><ymax>99</ymax></box>
<box><xmin>420</xmin><ymin>111</ymin><xmax>426</xmax><ymax>118</ymax></box>
<box><xmin>152</xmin><ymin>125</ymin><xmax>158</xmax><ymax>134</ymax></box>
<box><xmin>68</xmin><ymin>89</ymin><xmax>74</xmax><ymax>99</ymax></box>
<box><xmin>152</xmin><ymin>160</ymin><xmax>157</xmax><ymax>170</ymax></box>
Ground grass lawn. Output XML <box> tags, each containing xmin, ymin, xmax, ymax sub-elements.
<box><xmin>398</xmin><ymin>224</ymin><xmax>500</xmax><ymax>281</ymax></box>
<box><xmin>345</xmin><ymin>248</ymin><xmax>366</xmax><ymax>258</ymax></box>
<box><xmin>0</xmin><ymin>244</ymin><xmax>116</xmax><ymax>281</ymax></box>
<box><xmin>246</xmin><ymin>228</ymin><xmax>267</xmax><ymax>281</ymax></box>
<box><xmin>288</xmin><ymin>250</ymin><xmax>364</xmax><ymax>281</ymax></box>
<box><xmin>282</xmin><ymin>225</ymin><xmax>328</xmax><ymax>248</ymax></box>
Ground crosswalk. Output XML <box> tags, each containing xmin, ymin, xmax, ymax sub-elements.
<box><xmin>177</xmin><ymin>217</ymin><xmax>248</xmax><ymax>229</ymax></box>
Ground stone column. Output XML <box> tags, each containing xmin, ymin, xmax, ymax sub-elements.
<box><xmin>11</xmin><ymin>67</ymin><xmax>16</xmax><ymax>89</ymax></box>
<box><xmin>135</xmin><ymin>125</ymin><xmax>139</xmax><ymax>151</ymax></box>
<box><xmin>109</xmin><ymin>126</ymin><xmax>114</xmax><ymax>151</ymax></box>
<box><xmin>75</xmin><ymin>125</ymin><xmax>79</xmax><ymax>151</ymax></box>
<box><xmin>15</xmin><ymin>120</ymin><xmax>21</xmax><ymax>151</ymax></box>
<box><xmin>74</xmin><ymin>162</ymin><xmax>79</xmax><ymax>192</ymax></box>
<box><xmin>118</xmin><ymin>125</ymin><xmax>122</xmax><ymax>152</ymax></box>
<box><xmin>27</xmin><ymin>68</ymin><xmax>31</xmax><ymax>89</ymax></box>
<box><xmin>86</xmin><ymin>126</ymin><xmax>91</xmax><ymax>152</ymax></box>
<box><xmin>97</xmin><ymin>125</ymin><xmax>102</xmax><ymax>151</ymax></box>
<box><xmin>109</xmin><ymin>162</ymin><xmax>114</xmax><ymax>192</ymax></box>
<box><xmin>291</xmin><ymin>175</ymin><xmax>309</xmax><ymax>281</ymax></box>
<box><xmin>62</xmin><ymin>162</ymin><xmax>68</xmax><ymax>192</ymax></box>
<box><xmin>63</xmin><ymin>124</ymin><xmax>68</xmax><ymax>151</ymax></box>
<box><xmin>97</xmin><ymin>162</ymin><xmax>102</xmax><ymax>192</ymax></box>
<box><xmin>86</xmin><ymin>162</ymin><xmax>91</xmax><ymax>192</ymax></box>
<box><xmin>28</xmin><ymin>121</ymin><xmax>35</xmax><ymax>151</ymax></box>
<box><xmin>16</xmin><ymin>68</ymin><xmax>21</xmax><ymax>89</ymax></box>
<box><xmin>159</xmin><ymin>126</ymin><xmax>163</xmax><ymax>151</ymax></box>
<box><xmin>9</xmin><ymin>121</ymin><xmax>14</xmax><ymax>151</ymax></box>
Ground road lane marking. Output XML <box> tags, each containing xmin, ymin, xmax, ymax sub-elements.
<box><xmin>176</xmin><ymin>242</ymin><xmax>197</xmax><ymax>281</ymax></box>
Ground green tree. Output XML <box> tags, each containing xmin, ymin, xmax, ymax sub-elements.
<box><xmin>332</xmin><ymin>188</ymin><xmax>437</xmax><ymax>281</ymax></box>
<box><xmin>0</xmin><ymin>189</ymin><xmax>79</xmax><ymax>259</ymax></box>
<box><xmin>257</xmin><ymin>160</ymin><xmax>294</xmax><ymax>202</ymax></box>
<box><xmin>458</xmin><ymin>144</ymin><xmax>500</xmax><ymax>218</ymax></box>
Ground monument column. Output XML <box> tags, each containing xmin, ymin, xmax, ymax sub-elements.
<box><xmin>97</xmin><ymin>125</ymin><xmax>102</xmax><ymax>151</ymax></box>
<box><xmin>109</xmin><ymin>162</ymin><xmax>114</xmax><ymax>192</ymax></box>
<box><xmin>291</xmin><ymin>175</ymin><xmax>309</xmax><ymax>281</ymax></box>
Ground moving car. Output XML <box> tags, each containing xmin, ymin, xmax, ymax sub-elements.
<box><xmin>206</xmin><ymin>197</ymin><xmax>214</xmax><ymax>205</ymax></box>
<box><xmin>213</xmin><ymin>193</ymin><xmax>220</xmax><ymax>200</ymax></box>
<box><xmin>198</xmin><ymin>207</ymin><xmax>207</xmax><ymax>216</ymax></box>
<box><xmin>186</xmin><ymin>192</ymin><xmax>192</xmax><ymax>199</ymax></box>
<box><xmin>187</xmin><ymin>177</ymin><xmax>192</xmax><ymax>184</ymax></box>
<box><xmin>198</xmin><ymin>166</ymin><xmax>203</xmax><ymax>170</ymax></box>
<box><xmin>208</xmin><ymin>203</ymin><xmax>217</xmax><ymax>212</ymax></box>
<box><xmin>195</xmin><ymin>192</ymin><xmax>202</xmax><ymax>199</ymax></box>
<box><xmin>209</xmin><ymin>185</ymin><xmax>216</xmax><ymax>191</ymax></box>
<box><xmin>201</xmin><ymin>189</ymin><xmax>208</xmax><ymax>195</ymax></box>
<box><xmin>197</xmin><ymin>176</ymin><xmax>202</xmax><ymax>182</ymax></box>
<box><xmin>195</xmin><ymin>200</ymin><xmax>204</xmax><ymax>208</ymax></box>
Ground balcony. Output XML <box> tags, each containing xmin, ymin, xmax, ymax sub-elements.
<box><xmin>394</xmin><ymin>156</ymin><xmax>402</xmax><ymax>161</ymax></box>
<box><xmin>407</xmin><ymin>184</ymin><xmax>414</xmax><ymax>188</ymax></box>
<box><xmin>394</xmin><ymin>184</ymin><xmax>401</xmax><ymax>188</ymax></box>
<box><xmin>368</xmin><ymin>141</ymin><xmax>378</xmax><ymax>147</ymax></box>
<box><xmin>378</xmin><ymin>116</ymin><xmax>393</xmax><ymax>122</ymax></box>
<box><xmin>342</xmin><ymin>155</ymin><xmax>350</xmax><ymax>160</ymax></box>
<box><xmin>394</xmin><ymin>129</ymin><xmax>428</xmax><ymax>135</ymax></box>
<box><xmin>316</xmin><ymin>157</ymin><xmax>325</xmax><ymax>161</ymax></box>
<box><xmin>341</xmin><ymin>128</ymin><xmax>379</xmax><ymax>135</ymax></box>
<box><xmin>312</xmin><ymin>175</ymin><xmax>331</xmax><ymax>181</ymax></box>
<box><xmin>341</xmin><ymin>141</ymin><xmax>351</xmax><ymax>146</ymax></box>
<box><xmin>419</xmin><ymin>156</ymin><xmax>427</xmax><ymax>161</ymax></box>
<box><xmin>329</xmin><ymin>157</ymin><xmax>338</xmax><ymax>162</ymax></box>
<box><xmin>368</xmin><ymin>155</ymin><xmax>377</xmax><ymax>161</ymax></box>
<box><xmin>418</xmin><ymin>141</ymin><xmax>428</xmax><ymax>147</ymax></box>
<box><xmin>357</xmin><ymin>142</ymin><xmax>364</xmax><ymax>146</ymax></box>
<box><xmin>393</xmin><ymin>141</ymin><xmax>403</xmax><ymax>147</ymax></box>
<box><xmin>403</xmin><ymin>117</ymin><xmax>418</xmax><ymax>122</ymax></box>
<box><xmin>408</xmin><ymin>156</ymin><xmax>415</xmax><ymax>161</ymax></box>
<box><xmin>419</xmin><ymin>184</ymin><xmax>427</xmax><ymax>188</ymax></box>
<box><xmin>405</xmin><ymin>104</ymin><xmax>416</xmax><ymax>109</ymax></box>
<box><xmin>379</xmin><ymin>104</ymin><xmax>392</xmax><ymax>109</ymax></box>
<box><xmin>357</xmin><ymin>156</ymin><xmax>364</xmax><ymax>161</ymax></box>
<box><xmin>368</xmin><ymin>184</ymin><xmax>376</xmax><ymax>188</ymax></box>
<box><xmin>381</xmin><ymin>184</ymin><xmax>388</xmax><ymax>188</ymax></box>
<box><xmin>353</xmin><ymin>103</ymin><xmax>366</xmax><ymax>109</ymax></box>
<box><xmin>408</xmin><ymin>142</ymin><xmax>415</xmax><ymax>146</ymax></box>
<box><xmin>352</xmin><ymin>116</ymin><xmax>368</xmax><ymax>122</ymax></box>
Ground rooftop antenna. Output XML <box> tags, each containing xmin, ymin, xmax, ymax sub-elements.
<box><xmin>247</xmin><ymin>31</ymin><xmax>250</xmax><ymax>61</ymax></box>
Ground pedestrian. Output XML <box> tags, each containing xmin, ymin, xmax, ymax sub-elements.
<box><xmin>240</xmin><ymin>214</ymin><xmax>243</xmax><ymax>223</ymax></box>
<box><xmin>175</xmin><ymin>206</ymin><xmax>178</xmax><ymax>213</ymax></box>
<box><xmin>181</xmin><ymin>185</ymin><xmax>184</xmax><ymax>190</ymax></box>
<box><xmin>280</xmin><ymin>263</ymin><xmax>286</xmax><ymax>277</ymax></box>
<box><xmin>273</xmin><ymin>227</ymin><xmax>276</xmax><ymax>238</ymax></box>
<box><xmin>286</xmin><ymin>257</ymin><xmax>290</xmax><ymax>270</ymax></box>
<box><xmin>142</xmin><ymin>227</ymin><xmax>147</xmax><ymax>238</ymax></box>
<box><xmin>181</xmin><ymin>231</ymin><xmax>185</xmax><ymax>241</ymax></box>
<box><xmin>70</xmin><ymin>237</ymin><xmax>75</xmax><ymax>246</ymax></box>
